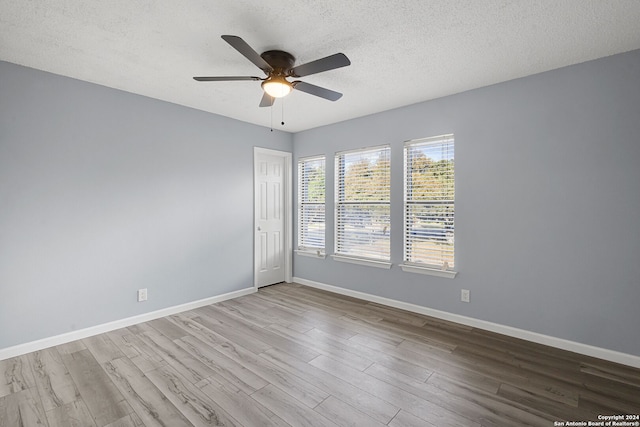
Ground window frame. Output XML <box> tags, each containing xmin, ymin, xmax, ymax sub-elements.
<box><xmin>401</xmin><ymin>135</ymin><xmax>457</xmax><ymax>278</ymax></box>
<box><xmin>296</xmin><ymin>155</ymin><xmax>326</xmax><ymax>258</ymax></box>
<box><xmin>333</xmin><ymin>145</ymin><xmax>392</xmax><ymax>269</ymax></box>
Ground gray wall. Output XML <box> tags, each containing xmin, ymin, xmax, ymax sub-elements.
<box><xmin>292</xmin><ymin>49</ymin><xmax>640</xmax><ymax>356</ymax></box>
<box><xmin>0</xmin><ymin>61</ymin><xmax>292</xmax><ymax>349</ymax></box>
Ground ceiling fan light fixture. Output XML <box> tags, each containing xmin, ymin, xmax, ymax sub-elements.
<box><xmin>194</xmin><ymin>36</ymin><xmax>349</xmax><ymax>107</ymax></box>
<box><xmin>261</xmin><ymin>76</ymin><xmax>292</xmax><ymax>98</ymax></box>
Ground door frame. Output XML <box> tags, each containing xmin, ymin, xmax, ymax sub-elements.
<box><xmin>253</xmin><ymin>147</ymin><xmax>293</xmax><ymax>288</ymax></box>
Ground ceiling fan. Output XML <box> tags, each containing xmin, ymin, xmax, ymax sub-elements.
<box><xmin>193</xmin><ymin>35</ymin><xmax>351</xmax><ymax>107</ymax></box>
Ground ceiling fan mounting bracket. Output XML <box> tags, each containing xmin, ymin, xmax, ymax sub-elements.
<box><xmin>260</xmin><ymin>50</ymin><xmax>296</xmax><ymax>74</ymax></box>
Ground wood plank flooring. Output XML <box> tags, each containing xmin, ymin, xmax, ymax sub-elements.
<box><xmin>1</xmin><ymin>282</ymin><xmax>639</xmax><ymax>426</ymax></box>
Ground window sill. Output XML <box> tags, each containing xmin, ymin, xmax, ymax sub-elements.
<box><xmin>331</xmin><ymin>254</ymin><xmax>392</xmax><ymax>269</ymax></box>
<box><xmin>400</xmin><ymin>263</ymin><xmax>457</xmax><ymax>278</ymax></box>
<box><xmin>295</xmin><ymin>249</ymin><xmax>326</xmax><ymax>259</ymax></box>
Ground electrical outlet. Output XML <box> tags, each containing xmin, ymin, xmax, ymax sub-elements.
<box><xmin>461</xmin><ymin>289</ymin><xmax>470</xmax><ymax>303</ymax></box>
<box><xmin>137</xmin><ymin>288</ymin><xmax>148</xmax><ymax>302</ymax></box>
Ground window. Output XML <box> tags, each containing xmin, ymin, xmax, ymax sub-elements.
<box><xmin>334</xmin><ymin>146</ymin><xmax>391</xmax><ymax>267</ymax></box>
<box><xmin>403</xmin><ymin>135</ymin><xmax>455</xmax><ymax>277</ymax></box>
<box><xmin>297</xmin><ymin>156</ymin><xmax>325</xmax><ymax>256</ymax></box>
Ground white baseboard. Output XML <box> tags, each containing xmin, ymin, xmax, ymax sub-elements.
<box><xmin>294</xmin><ymin>277</ymin><xmax>640</xmax><ymax>369</ymax></box>
<box><xmin>0</xmin><ymin>287</ymin><xmax>256</xmax><ymax>361</ymax></box>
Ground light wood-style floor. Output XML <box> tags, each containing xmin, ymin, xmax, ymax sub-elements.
<box><xmin>1</xmin><ymin>283</ymin><xmax>639</xmax><ymax>427</ymax></box>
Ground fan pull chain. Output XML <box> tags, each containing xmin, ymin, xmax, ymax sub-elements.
<box><xmin>281</xmin><ymin>97</ymin><xmax>285</xmax><ymax>126</ymax></box>
<box><xmin>270</xmin><ymin>99</ymin><xmax>274</xmax><ymax>132</ymax></box>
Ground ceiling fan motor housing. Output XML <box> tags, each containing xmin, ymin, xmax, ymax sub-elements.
<box><xmin>260</xmin><ymin>50</ymin><xmax>296</xmax><ymax>75</ymax></box>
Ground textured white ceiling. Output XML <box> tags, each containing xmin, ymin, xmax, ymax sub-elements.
<box><xmin>2</xmin><ymin>1</ymin><xmax>640</xmax><ymax>132</ymax></box>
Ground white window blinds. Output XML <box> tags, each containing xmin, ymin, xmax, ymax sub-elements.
<box><xmin>298</xmin><ymin>156</ymin><xmax>325</xmax><ymax>252</ymax></box>
<box><xmin>335</xmin><ymin>146</ymin><xmax>390</xmax><ymax>261</ymax></box>
<box><xmin>404</xmin><ymin>135</ymin><xmax>455</xmax><ymax>269</ymax></box>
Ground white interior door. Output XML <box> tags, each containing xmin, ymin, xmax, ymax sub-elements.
<box><xmin>254</xmin><ymin>148</ymin><xmax>291</xmax><ymax>288</ymax></box>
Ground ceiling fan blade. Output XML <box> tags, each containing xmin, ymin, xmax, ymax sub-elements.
<box><xmin>221</xmin><ymin>35</ymin><xmax>273</xmax><ymax>74</ymax></box>
<box><xmin>259</xmin><ymin>92</ymin><xmax>275</xmax><ymax>107</ymax></box>
<box><xmin>289</xmin><ymin>53</ymin><xmax>350</xmax><ymax>77</ymax></box>
<box><xmin>292</xmin><ymin>81</ymin><xmax>343</xmax><ymax>101</ymax></box>
<box><xmin>193</xmin><ymin>76</ymin><xmax>262</xmax><ymax>81</ymax></box>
